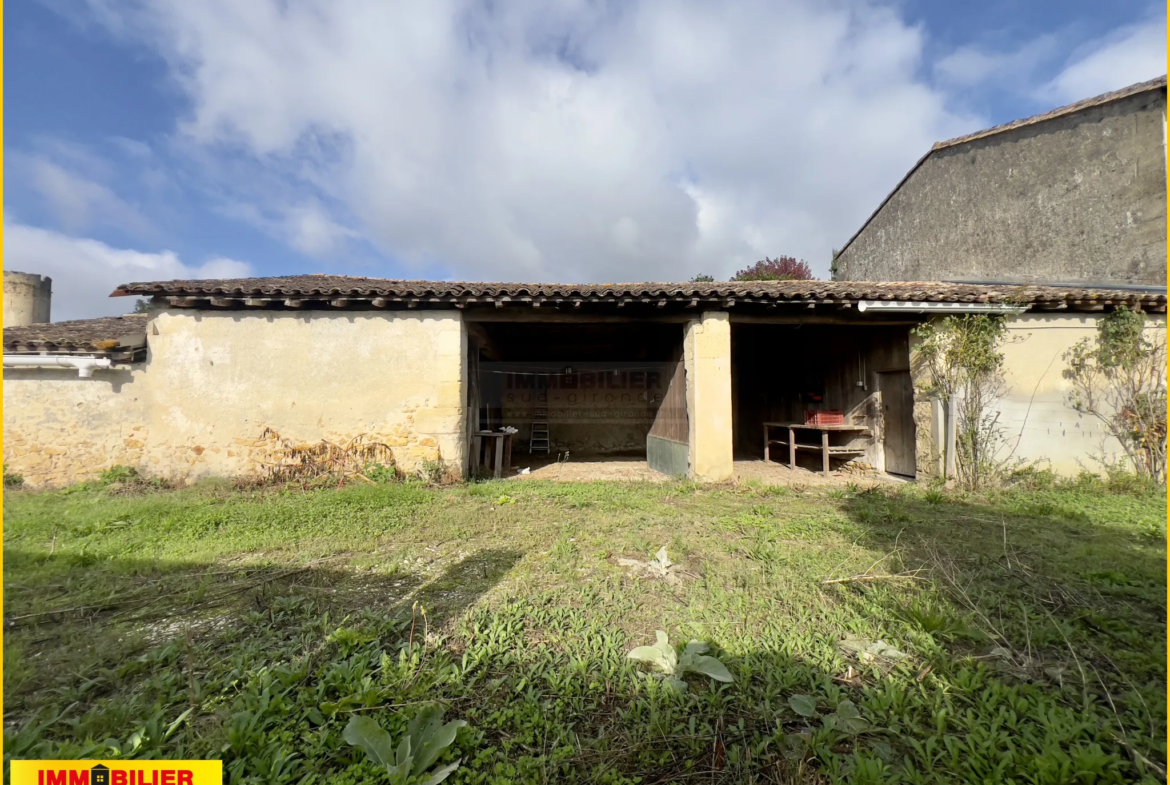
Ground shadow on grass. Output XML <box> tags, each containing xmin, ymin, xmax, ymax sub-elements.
<box><xmin>2</xmin><ymin>487</ymin><xmax>1166</xmax><ymax>784</ymax></box>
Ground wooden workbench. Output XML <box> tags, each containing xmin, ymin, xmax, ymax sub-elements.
<box><xmin>763</xmin><ymin>422</ymin><xmax>870</xmax><ymax>475</ymax></box>
<box><xmin>472</xmin><ymin>431</ymin><xmax>514</xmax><ymax>478</ymax></box>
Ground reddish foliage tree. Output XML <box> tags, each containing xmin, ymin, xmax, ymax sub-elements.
<box><xmin>732</xmin><ymin>256</ymin><xmax>815</xmax><ymax>281</ymax></box>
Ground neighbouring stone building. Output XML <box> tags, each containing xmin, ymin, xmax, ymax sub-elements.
<box><xmin>834</xmin><ymin>75</ymin><xmax>1167</xmax><ymax>286</ymax></box>
<box><xmin>3</xmin><ymin>275</ymin><xmax>1164</xmax><ymax>487</ymax></box>
<box><xmin>4</xmin><ymin>270</ymin><xmax>52</xmax><ymax>328</ymax></box>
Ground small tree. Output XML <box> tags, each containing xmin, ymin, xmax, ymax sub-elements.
<box><xmin>913</xmin><ymin>315</ymin><xmax>1011</xmax><ymax>490</ymax></box>
<box><xmin>132</xmin><ymin>299</ymin><xmax>151</xmax><ymax>314</ymax></box>
<box><xmin>1063</xmin><ymin>307</ymin><xmax>1167</xmax><ymax>483</ymax></box>
<box><xmin>732</xmin><ymin>256</ymin><xmax>814</xmax><ymax>281</ymax></box>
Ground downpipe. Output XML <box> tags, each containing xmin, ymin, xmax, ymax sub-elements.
<box><xmin>3</xmin><ymin>355</ymin><xmax>113</xmax><ymax>378</ymax></box>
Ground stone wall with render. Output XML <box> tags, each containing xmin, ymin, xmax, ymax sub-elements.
<box><xmin>910</xmin><ymin>312</ymin><xmax>1167</xmax><ymax>480</ymax></box>
<box><xmin>684</xmin><ymin>311</ymin><xmax>733</xmax><ymax>482</ymax></box>
<box><xmin>3</xmin><ymin>309</ymin><xmax>467</xmax><ymax>487</ymax></box>
<box><xmin>3</xmin><ymin>367</ymin><xmax>147</xmax><ymax>486</ymax></box>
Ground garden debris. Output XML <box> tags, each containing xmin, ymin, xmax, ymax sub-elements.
<box><xmin>615</xmin><ymin>547</ymin><xmax>686</xmax><ymax>586</ymax></box>
<box><xmin>252</xmin><ymin>427</ymin><xmax>397</xmax><ymax>487</ymax></box>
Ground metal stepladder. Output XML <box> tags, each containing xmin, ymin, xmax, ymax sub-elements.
<box><xmin>529</xmin><ymin>375</ymin><xmax>550</xmax><ymax>454</ymax></box>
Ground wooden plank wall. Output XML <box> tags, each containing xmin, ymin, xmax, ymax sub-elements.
<box><xmin>731</xmin><ymin>325</ymin><xmax>911</xmax><ymax>460</ymax></box>
<box><xmin>647</xmin><ymin>349</ymin><xmax>689</xmax><ymax>444</ymax></box>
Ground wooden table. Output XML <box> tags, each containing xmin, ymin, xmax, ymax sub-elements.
<box><xmin>763</xmin><ymin>422</ymin><xmax>870</xmax><ymax>475</ymax></box>
<box><xmin>472</xmin><ymin>431</ymin><xmax>514</xmax><ymax>478</ymax></box>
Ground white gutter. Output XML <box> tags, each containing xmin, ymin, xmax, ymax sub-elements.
<box><xmin>857</xmin><ymin>300</ymin><xmax>1027</xmax><ymax>315</ymax></box>
<box><xmin>3</xmin><ymin>355</ymin><xmax>113</xmax><ymax>378</ymax></box>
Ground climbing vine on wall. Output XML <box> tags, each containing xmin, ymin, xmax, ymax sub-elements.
<box><xmin>913</xmin><ymin>315</ymin><xmax>1011</xmax><ymax>490</ymax></box>
<box><xmin>1063</xmin><ymin>307</ymin><xmax>1167</xmax><ymax>484</ymax></box>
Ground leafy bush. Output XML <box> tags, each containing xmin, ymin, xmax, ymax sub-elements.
<box><xmin>418</xmin><ymin>460</ymin><xmax>445</xmax><ymax>485</ymax></box>
<box><xmin>689</xmin><ymin>274</ymin><xmax>715</xmax><ymax>282</ymax></box>
<box><xmin>4</xmin><ymin>464</ymin><xmax>25</xmax><ymax>488</ymax></box>
<box><xmin>363</xmin><ymin>462</ymin><xmax>400</xmax><ymax>484</ymax></box>
<box><xmin>914</xmin><ymin>315</ymin><xmax>1012</xmax><ymax>490</ymax></box>
<box><xmin>1064</xmin><ymin>307</ymin><xmax>1167</xmax><ymax>483</ymax></box>
<box><xmin>343</xmin><ymin>708</ymin><xmax>466</xmax><ymax>785</ymax></box>
<box><xmin>732</xmin><ymin>256</ymin><xmax>814</xmax><ymax>281</ymax></box>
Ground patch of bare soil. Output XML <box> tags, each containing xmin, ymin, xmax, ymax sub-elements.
<box><xmin>733</xmin><ymin>460</ymin><xmax>906</xmax><ymax>488</ymax></box>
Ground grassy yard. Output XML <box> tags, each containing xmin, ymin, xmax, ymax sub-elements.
<box><xmin>3</xmin><ymin>474</ymin><xmax>1166</xmax><ymax>784</ymax></box>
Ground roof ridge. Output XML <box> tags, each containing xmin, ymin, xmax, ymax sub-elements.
<box><xmin>933</xmin><ymin>74</ymin><xmax>1167</xmax><ymax>152</ymax></box>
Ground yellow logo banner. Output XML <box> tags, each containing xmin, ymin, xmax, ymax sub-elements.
<box><xmin>9</xmin><ymin>761</ymin><xmax>223</xmax><ymax>785</ymax></box>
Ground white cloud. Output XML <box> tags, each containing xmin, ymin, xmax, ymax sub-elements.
<box><xmin>3</xmin><ymin>218</ymin><xmax>253</xmax><ymax>320</ymax></box>
<box><xmin>1042</xmin><ymin>16</ymin><xmax>1167</xmax><ymax>103</ymax></box>
<box><xmin>16</xmin><ymin>153</ymin><xmax>154</xmax><ymax>238</ymax></box>
<box><xmin>934</xmin><ymin>34</ymin><xmax>1060</xmax><ymax>89</ymax></box>
<box><xmin>84</xmin><ymin>0</ymin><xmax>985</xmax><ymax>281</ymax></box>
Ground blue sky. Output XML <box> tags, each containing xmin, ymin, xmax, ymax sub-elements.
<box><xmin>5</xmin><ymin>0</ymin><xmax>1166</xmax><ymax>319</ymax></box>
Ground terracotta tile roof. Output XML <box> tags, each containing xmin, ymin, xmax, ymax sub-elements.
<box><xmin>3</xmin><ymin>313</ymin><xmax>148</xmax><ymax>355</ymax></box>
<box><xmin>110</xmin><ymin>275</ymin><xmax>1166</xmax><ymax>310</ymax></box>
<box><xmin>838</xmin><ymin>75</ymin><xmax>1168</xmax><ymax>259</ymax></box>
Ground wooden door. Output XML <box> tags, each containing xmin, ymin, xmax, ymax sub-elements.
<box><xmin>877</xmin><ymin>370</ymin><xmax>915</xmax><ymax>477</ymax></box>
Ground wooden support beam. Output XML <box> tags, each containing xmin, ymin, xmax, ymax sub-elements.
<box><xmin>494</xmin><ymin>299</ymin><xmax>504</xmax><ymax>308</ymax></box>
<box><xmin>371</xmin><ymin>297</ymin><xmax>388</xmax><ymax>307</ymax></box>
<box><xmin>167</xmin><ymin>296</ymin><xmax>200</xmax><ymax>307</ymax></box>
<box><xmin>209</xmin><ymin>297</ymin><xmax>236</xmax><ymax>307</ymax></box>
<box><xmin>408</xmin><ymin>298</ymin><xmax>420</xmax><ymax>308</ymax></box>
<box><xmin>330</xmin><ymin>298</ymin><xmax>349</xmax><ymax>308</ymax></box>
<box><xmin>244</xmin><ymin>298</ymin><xmax>267</xmax><ymax>307</ymax></box>
<box><xmin>284</xmin><ymin>298</ymin><xmax>303</xmax><ymax>308</ymax></box>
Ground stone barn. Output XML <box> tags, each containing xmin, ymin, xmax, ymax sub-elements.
<box><xmin>2</xmin><ymin>276</ymin><xmax>1165</xmax><ymax>486</ymax></box>
<box><xmin>833</xmin><ymin>75</ymin><xmax>1167</xmax><ymax>286</ymax></box>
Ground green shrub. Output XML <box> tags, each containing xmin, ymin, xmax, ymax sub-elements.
<box><xmin>363</xmin><ymin>462</ymin><xmax>400</xmax><ymax>484</ymax></box>
<box><xmin>4</xmin><ymin>464</ymin><xmax>25</xmax><ymax>488</ymax></box>
<box><xmin>100</xmin><ymin>465</ymin><xmax>141</xmax><ymax>485</ymax></box>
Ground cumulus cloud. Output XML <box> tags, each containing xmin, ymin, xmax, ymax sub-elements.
<box><xmin>16</xmin><ymin>153</ymin><xmax>154</xmax><ymax>237</ymax></box>
<box><xmin>1041</xmin><ymin>16</ymin><xmax>1167</xmax><ymax>103</ymax></box>
<box><xmin>83</xmin><ymin>0</ymin><xmax>983</xmax><ymax>281</ymax></box>
<box><xmin>3</xmin><ymin>218</ymin><xmax>253</xmax><ymax>320</ymax></box>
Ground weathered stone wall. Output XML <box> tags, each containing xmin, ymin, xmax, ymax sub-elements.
<box><xmin>3</xmin><ymin>309</ymin><xmax>467</xmax><ymax>487</ymax></box>
<box><xmin>836</xmin><ymin>88</ymin><xmax>1167</xmax><ymax>285</ymax></box>
<box><xmin>3</xmin><ymin>367</ymin><xmax>147</xmax><ymax>486</ymax></box>
<box><xmin>910</xmin><ymin>312</ymin><xmax>1168</xmax><ymax>479</ymax></box>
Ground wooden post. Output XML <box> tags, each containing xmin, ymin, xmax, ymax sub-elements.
<box><xmin>763</xmin><ymin>424</ymin><xmax>770</xmax><ymax>462</ymax></box>
<box><xmin>788</xmin><ymin>427</ymin><xmax>796</xmax><ymax>469</ymax></box>
<box><xmin>494</xmin><ymin>435</ymin><xmax>505</xmax><ymax>478</ymax></box>
<box><xmin>821</xmin><ymin>430</ymin><xmax>830</xmax><ymax>475</ymax></box>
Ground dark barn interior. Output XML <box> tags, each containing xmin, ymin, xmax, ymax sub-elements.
<box><xmin>468</xmin><ymin>321</ymin><xmax>686</xmax><ymax>462</ymax></box>
<box><xmin>731</xmin><ymin>323</ymin><xmax>916</xmax><ymax>476</ymax></box>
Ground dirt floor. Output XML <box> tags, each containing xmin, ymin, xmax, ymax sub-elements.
<box><xmin>507</xmin><ymin>457</ymin><xmax>904</xmax><ymax>486</ymax></box>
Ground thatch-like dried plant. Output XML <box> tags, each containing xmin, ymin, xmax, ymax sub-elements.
<box><xmin>252</xmin><ymin>427</ymin><xmax>399</xmax><ymax>488</ymax></box>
